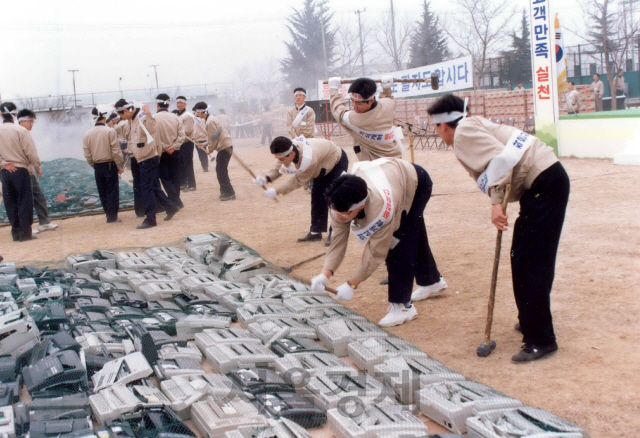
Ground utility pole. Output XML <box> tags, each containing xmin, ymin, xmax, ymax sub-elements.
<box><xmin>355</xmin><ymin>8</ymin><xmax>366</xmax><ymax>75</ymax></box>
<box><xmin>68</xmin><ymin>69</ymin><xmax>79</xmax><ymax>108</ymax></box>
<box><xmin>150</xmin><ymin>65</ymin><xmax>160</xmax><ymax>92</ymax></box>
<box><xmin>390</xmin><ymin>0</ymin><xmax>399</xmax><ymax>69</ymax></box>
<box><xmin>119</xmin><ymin>77</ymin><xmax>123</xmax><ymax>98</ymax></box>
<box><xmin>320</xmin><ymin>17</ymin><xmax>328</xmax><ymax>78</ymax></box>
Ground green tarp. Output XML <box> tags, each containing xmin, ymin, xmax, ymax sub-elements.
<box><xmin>1</xmin><ymin>158</ymin><xmax>134</xmax><ymax>224</ymax></box>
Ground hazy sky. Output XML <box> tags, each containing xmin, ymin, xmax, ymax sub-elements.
<box><xmin>1</xmin><ymin>0</ymin><xmax>586</xmax><ymax>100</ymax></box>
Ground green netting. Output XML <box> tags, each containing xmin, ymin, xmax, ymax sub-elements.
<box><xmin>0</xmin><ymin>158</ymin><xmax>134</xmax><ymax>223</ymax></box>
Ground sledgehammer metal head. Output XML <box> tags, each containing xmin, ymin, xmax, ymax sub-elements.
<box><xmin>476</xmin><ymin>340</ymin><xmax>496</xmax><ymax>357</ymax></box>
<box><xmin>211</xmin><ymin>238</ymin><xmax>231</xmax><ymax>262</ymax></box>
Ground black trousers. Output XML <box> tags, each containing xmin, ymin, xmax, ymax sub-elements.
<box><xmin>130</xmin><ymin>158</ymin><xmax>144</xmax><ymax>217</ymax></box>
<box><xmin>261</xmin><ymin>124</ymin><xmax>273</xmax><ymax>145</ymax></box>
<box><xmin>197</xmin><ymin>145</ymin><xmax>209</xmax><ymax>171</ymax></box>
<box><xmin>310</xmin><ymin>149</ymin><xmax>348</xmax><ymax>233</ymax></box>
<box><xmin>386</xmin><ymin>164</ymin><xmax>441</xmax><ymax>304</ymax></box>
<box><xmin>180</xmin><ymin>141</ymin><xmax>196</xmax><ymax>189</ymax></box>
<box><xmin>512</xmin><ymin>162</ymin><xmax>570</xmax><ymax>346</ymax></box>
<box><xmin>94</xmin><ymin>162</ymin><xmax>120</xmax><ymax>222</ymax></box>
<box><xmin>30</xmin><ymin>174</ymin><xmax>51</xmax><ymax>225</ymax></box>
<box><xmin>1</xmin><ymin>167</ymin><xmax>33</xmax><ymax>241</ymax></box>
<box><xmin>216</xmin><ymin>147</ymin><xmax>235</xmax><ymax>197</ymax></box>
<box><xmin>159</xmin><ymin>151</ymin><xmax>183</xmax><ymax>209</ymax></box>
<box><xmin>138</xmin><ymin>156</ymin><xmax>179</xmax><ymax>225</ymax></box>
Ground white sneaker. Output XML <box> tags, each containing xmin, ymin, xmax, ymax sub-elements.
<box><xmin>378</xmin><ymin>303</ymin><xmax>417</xmax><ymax>327</ymax></box>
<box><xmin>31</xmin><ymin>228</ymin><xmax>40</xmax><ymax>235</ymax></box>
<box><xmin>39</xmin><ymin>222</ymin><xmax>58</xmax><ymax>231</ymax></box>
<box><xmin>411</xmin><ymin>277</ymin><xmax>447</xmax><ymax>301</ymax></box>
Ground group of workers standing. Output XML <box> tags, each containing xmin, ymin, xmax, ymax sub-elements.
<box><xmin>1</xmin><ymin>74</ymin><xmax>569</xmax><ymax>363</ymax></box>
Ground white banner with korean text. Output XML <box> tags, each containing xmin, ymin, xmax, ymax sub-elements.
<box><xmin>317</xmin><ymin>56</ymin><xmax>473</xmax><ymax>100</ymax></box>
<box><xmin>530</xmin><ymin>0</ymin><xmax>560</xmax><ymax>154</ymax></box>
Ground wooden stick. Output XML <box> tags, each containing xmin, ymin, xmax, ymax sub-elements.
<box><xmin>231</xmin><ymin>152</ymin><xmax>278</xmax><ymax>202</ymax></box>
<box><xmin>483</xmin><ymin>185</ymin><xmax>511</xmax><ymax>346</ymax></box>
<box><xmin>288</xmin><ymin>273</ymin><xmax>337</xmax><ymax>295</ymax></box>
<box><xmin>322</xmin><ymin>78</ymin><xmax>432</xmax><ymax>84</ymax></box>
<box><xmin>282</xmin><ymin>251</ymin><xmax>327</xmax><ymax>272</ymax></box>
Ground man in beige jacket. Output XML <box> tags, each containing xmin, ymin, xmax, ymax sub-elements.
<box><xmin>286</xmin><ymin>88</ymin><xmax>316</xmax><ymax>138</ymax></box>
<box><xmin>253</xmin><ymin>136</ymin><xmax>348</xmax><ymax>245</ymax></box>
<box><xmin>309</xmin><ymin>158</ymin><xmax>445</xmax><ymax>328</ymax></box>
<box><xmin>428</xmin><ymin>94</ymin><xmax>570</xmax><ymax>363</ymax></box>
<box><xmin>0</xmin><ymin>102</ymin><xmax>40</xmax><ymax>241</ymax></box>
<box><xmin>115</xmin><ymin>99</ymin><xmax>179</xmax><ymax>229</ymax></box>
<box><xmin>328</xmin><ymin>76</ymin><xmax>403</xmax><ymax>162</ymax></box>
<box><xmin>154</xmin><ymin>93</ymin><xmax>185</xmax><ymax>209</ymax></box>
<box><xmin>192</xmin><ymin>102</ymin><xmax>235</xmax><ymax>201</ymax></box>
<box><xmin>591</xmin><ymin>74</ymin><xmax>604</xmax><ymax>112</ymax></box>
<box><xmin>83</xmin><ymin>105</ymin><xmax>124</xmax><ymax>223</ymax></box>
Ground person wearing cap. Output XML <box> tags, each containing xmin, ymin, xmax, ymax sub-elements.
<box><xmin>254</xmin><ymin>136</ymin><xmax>348</xmax><ymax>245</ymax></box>
<box><xmin>15</xmin><ymin>110</ymin><xmax>58</xmax><ymax>233</ymax></box>
<box><xmin>0</xmin><ymin>102</ymin><xmax>41</xmax><ymax>241</ymax></box>
<box><xmin>427</xmin><ymin>94</ymin><xmax>570</xmax><ymax>362</ymax></box>
<box><xmin>286</xmin><ymin>88</ymin><xmax>316</xmax><ymax>139</ymax></box>
<box><xmin>172</xmin><ymin>96</ymin><xmax>197</xmax><ymax>191</ymax></box>
<box><xmin>154</xmin><ymin>94</ymin><xmax>185</xmax><ymax>209</ymax></box>
<box><xmin>309</xmin><ymin>158</ymin><xmax>444</xmax><ymax>328</ymax></box>
<box><xmin>115</xmin><ymin>99</ymin><xmax>179</xmax><ymax>229</ymax></box>
<box><xmin>328</xmin><ymin>76</ymin><xmax>403</xmax><ymax>162</ymax></box>
<box><xmin>192</xmin><ymin>102</ymin><xmax>236</xmax><ymax>201</ymax></box>
<box><xmin>83</xmin><ymin>105</ymin><xmax>124</xmax><ymax>223</ymax></box>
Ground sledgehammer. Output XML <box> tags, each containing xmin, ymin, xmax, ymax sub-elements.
<box><xmin>477</xmin><ymin>185</ymin><xmax>511</xmax><ymax>358</ymax></box>
<box><xmin>322</xmin><ymin>73</ymin><xmax>440</xmax><ymax>90</ymax></box>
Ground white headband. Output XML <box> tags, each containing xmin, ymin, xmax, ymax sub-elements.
<box><xmin>156</xmin><ymin>99</ymin><xmax>170</xmax><ymax>105</ymax></box>
<box><xmin>194</xmin><ymin>107</ymin><xmax>208</xmax><ymax>114</ymax></box>
<box><xmin>176</xmin><ymin>98</ymin><xmax>187</xmax><ymax>103</ymax></box>
<box><xmin>349</xmin><ymin>92</ymin><xmax>374</xmax><ymax>102</ymax></box>
<box><xmin>294</xmin><ymin>91</ymin><xmax>306</xmax><ymax>97</ymax></box>
<box><xmin>18</xmin><ymin>116</ymin><xmax>34</xmax><ymax>122</ymax></box>
<box><xmin>431</xmin><ymin>111</ymin><xmax>465</xmax><ymax>124</ymax></box>
<box><xmin>348</xmin><ymin>195</ymin><xmax>368</xmax><ymax>211</ymax></box>
<box><xmin>274</xmin><ymin>145</ymin><xmax>294</xmax><ymax>158</ymax></box>
<box><xmin>431</xmin><ymin>97</ymin><xmax>469</xmax><ymax>124</ymax></box>
<box><xmin>115</xmin><ymin>102</ymin><xmax>134</xmax><ymax>112</ymax></box>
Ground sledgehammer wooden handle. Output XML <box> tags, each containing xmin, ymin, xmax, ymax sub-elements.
<box><xmin>288</xmin><ymin>273</ymin><xmax>337</xmax><ymax>296</ymax></box>
<box><xmin>232</xmin><ymin>152</ymin><xmax>278</xmax><ymax>202</ymax></box>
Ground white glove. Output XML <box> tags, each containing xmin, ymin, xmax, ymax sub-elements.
<box><xmin>264</xmin><ymin>187</ymin><xmax>278</xmax><ymax>199</ymax></box>
<box><xmin>253</xmin><ymin>175</ymin><xmax>267</xmax><ymax>187</ymax></box>
<box><xmin>328</xmin><ymin>77</ymin><xmax>342</xmax><ymax>90</ymax></box>
<box><xmin>335</xmin><ymin>282</ymin><xmax>354</xmax><ymax>301</ymax></box>
<box><xmin>381</xmin><ymin>75</ymin><xmax>394</xmax><ymax>89</ymax></box>
<box><xmin>310</xmin><ymin>273</ymin><xmax>328</xmax><ymax>292</ymax></box>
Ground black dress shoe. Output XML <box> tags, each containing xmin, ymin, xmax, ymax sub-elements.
<box><xmin>515</xmin><ymin>323</ymin><xmax>522</xmax><ymax>333</ymax></box>
<box><xmin>511</xmin><ymin>342</ymin><xmax>558</xmax><ymax>363</ymax></box>
<box><xmin>297</xmin><ymin>232</ymin><xmax>322</xmax><ymax>242</ymax></box>
<box><xmin>164</xmin><ymin>209</ymin><xmax>178</xmax><ymax>221</ymax></box>
<box><xmin>136</xmin><ymin>222</ymin><xmax>157</xmax><ymax>229</ymax></box>
<box><xmin>219</xmin><ymin>194</ymin><xmax>236</xmax><ymax>201</ymax></box>
<box><xmin>107</xmin><ymin>218</ymin><xmax>122</xmax><ymax>223</ymax></box>
<box><xmin>324</xmin><ymin>235</ymin><xmax>332</xmax><ymax>247</ymax></box>
<box><xmin>380</xmin><ymin>277</ymin><xmax>389</xmax><ymax>285</ymax></box>
<box><xmin>20</xmin><ymin>235</ymin><xmax>37</xmax><ymax>241</ymax></box>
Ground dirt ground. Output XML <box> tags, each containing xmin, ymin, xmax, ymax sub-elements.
<box><xmin>2</xmin><ymin>135</ymin><xmax>638</xmax><ymax>438</ymax></box>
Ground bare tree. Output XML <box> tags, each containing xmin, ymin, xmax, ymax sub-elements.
<box><xmin>445</xmin><ymin>0</ymin><xmax>517</xmax><ymax>88</ymax></box>
<box><xmin>333</xmin><ymin>17</ymin><xmax>376</xmax><ymax>77</ymax></box>
<box><xmin>581</xmin><ymin>0</ymin><xmax>640</xmax><ymax>109</ymax></box>
<box><xmin>252</xmin><ymin>58</ymin><xmax>286</xmax><ymax>106</ymax></box>
<box><xmin>376</xmin><ymin>10</ymin><xmax>414</xmax><ymax>70</ymax></box>
<box><xmin>227</xmin><ymin>65</ymin><xmax>253</xmax><ymax>105</ymax></box>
